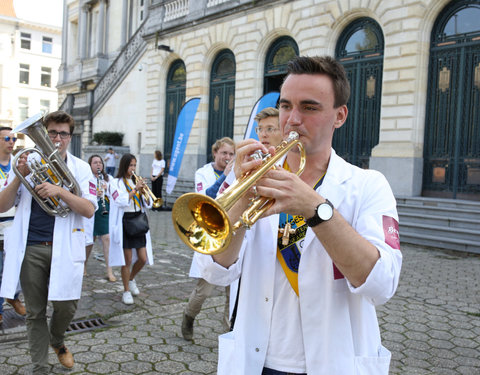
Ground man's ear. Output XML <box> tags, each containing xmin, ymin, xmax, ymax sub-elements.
<box><xmin>334</xmin><ymin>105</ymin><xmax>348</xmax><ymax>129</ymax></box>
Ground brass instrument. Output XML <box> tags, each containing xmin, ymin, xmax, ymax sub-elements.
<box><xmin>132</xmin><ymin>172</ymin><xmax>163</xmax><ymax>209</ymax></box>
<box><xmin>12</xmin><ymin>113</ymin><xmax>81</xmax><ymax>217</ymax></box>
<box><xmin>97</xmin><ymin>168</ymin><xmax>109</xmax><ymax>216</ymax></box>
<box><xmin>172</xmin><ymin>131</ymin><xmax>306</xmax><ymax>255</ymax></box>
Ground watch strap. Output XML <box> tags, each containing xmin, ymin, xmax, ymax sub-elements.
<box><xmin>306</xmin><ymin>199</ymin><xmax>333</xmax><ymax>227</ymax></box>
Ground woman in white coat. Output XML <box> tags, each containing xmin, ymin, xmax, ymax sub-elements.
<box><xmin>108</xmin><ymin>153</ymin><xmax>153</xmax><ymax>305</ymax></box>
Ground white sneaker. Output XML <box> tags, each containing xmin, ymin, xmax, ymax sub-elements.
<box><xmin>122</xmin><ymin>291</ymin><xmax>134</xmax><ymax>305</ymax></box>
<box><xmin>129</xmin><ymin>280</ymin><xmax>140</xmax><ymax>296</ymax></box>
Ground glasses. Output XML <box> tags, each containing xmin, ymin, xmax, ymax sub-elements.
<box><xmin>3</xmin><ymin>136</ymin><xmax>17</xmax><ymax>142</ymax></box>
<box><xmin>255</xmin><ymin>126</ymin><xmax>279</xmax><ymax>135</ymax></box>
<box><xmin>47</xmin><ymin>130</ymin><xmax>71</xmax><ymax>139</ymax></box>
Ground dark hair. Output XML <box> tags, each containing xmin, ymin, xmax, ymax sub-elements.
<box><xmin>88</xmin><ymin>154</ymin><xmax>109</xmax><ymax>181</ymax></box>
<box><xmin>154</xmin><ymin>150</ymin><xmax>163</xmax><ymax>160</ymax></box>
<box><xmin>116</xmin><ymin>153</ymin><xmax>136</xmax><ymax>179</ymax></box>
<box><xmin>44</xmin><ymin>111</ymin><xmax>75</xmax><ymax>134</ymax></box>
<box><xmin>285</xmin><ymin>56</ymin><xmax>350</xmax><ymax>108</ymax></box>
<box><xmin>0</xmin><ymin>127</ymin><xmax>13</xmax><ymax>133</ymax></box>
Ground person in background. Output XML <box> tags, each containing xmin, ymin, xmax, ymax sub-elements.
<box><xmin>151</xmin><ymin>150</ymin><xmax>165</xmax><ymax>211</ymax></box>
<box><xmin>104</xmin><ymin>147</ymin><xmax>119</xmax><ymax>176</ymax></box>
<box><xmin>0</xmin><ymin>127</ymin><xmax>26</xmax><ymax>324</ymax></box>
<box><xmin>109</xmin><ymin>154</ymin><xmax>153</xmax><ymax>305</ymax></box>
<box><xmin>181</xmin><ymin>137</ymin><xmax>235</xmax><ymax>341</ymax></box>
<box><xmin>196</xmin><ymin>56</ymin><xmax>402</xmax><ymax>374</ymax></box>
<box><xmin>254</xmin><ymin>107</ymin><xmax>283</xmax><ymax>149</ymax></box>
<box><xmin>0</xmin><ymin>111</ymin><xmax>97</xmax><ymax>374</ymax></box>
<box><xmin>84</xmin><ymin>155</ymin><xmax>116</xmax><ymax>282</ymax></box>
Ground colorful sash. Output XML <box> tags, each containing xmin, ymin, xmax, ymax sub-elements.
<box><xmin>277</xmin><ymin>162</ymin><xmax>325</xmax><ymax>296</ymax></box>
<box><xmin>124</xmin><ymin>178</ymin><xmax>141</xmax><ymax>209</ymax></box>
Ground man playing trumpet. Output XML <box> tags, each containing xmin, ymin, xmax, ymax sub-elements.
<box><xmin>195</xmin><ymin>56</ymin><xmax>402</xmax><ymax>375</ymax></box>
<box><xmin>0</xmin><ymin>111</ymin><xmax>97</xmax><ymax>374</ymax></box>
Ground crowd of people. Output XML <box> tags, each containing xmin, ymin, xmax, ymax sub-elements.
<box><xmin>0</xmin><ymin>55</ymin><xmax>402</xmax><ymax>375</ymax></box>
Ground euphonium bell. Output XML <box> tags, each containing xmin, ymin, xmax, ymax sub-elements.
<box><xmin>172</xmin><ymin>131</ymin><xmax>306</xmax><ymax>255</ymax></box>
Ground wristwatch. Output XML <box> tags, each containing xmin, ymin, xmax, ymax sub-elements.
<box><xmin>306</xmin><ymin>199</ymin><xmax>334</xmax><ymax>227</ymax></box>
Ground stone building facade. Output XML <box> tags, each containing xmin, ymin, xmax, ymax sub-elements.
<box><xmin>58</xmin><ymin>0</ymin><xmax>480</xmax><ymax>201</ymax></box>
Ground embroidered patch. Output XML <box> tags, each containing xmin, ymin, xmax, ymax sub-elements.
<box><xmin>196</xmin><ymin>182</ymin><xmax>203</xmax><ymax>192</ymax></box>
<box><xmin>89</xmin><ymin>181</ymin><xmax>96</xmax><ymax>195</ymax></box>
<box><xmin>333</xmin><ymin>263</ymin><xmax>345</xmax><ymax>280</ymax></box>
<box><xmin>112</xmin><ymin>190</ymin><xmax>119</xmax><ymax>200</ymax></box>
<box><xmin>72</xmin><ymin>228</ymin><xmax>84</xmax><ymax>233</ymax></box>
<box><xmin>218</xmin><ymin>181</ymin><xmax>230</xmax><ymax>195</ymax></box>
<box><xmin>383</xmin><ymin>215</ymin><xmax>400</xmax><ymax>250</ymax></box>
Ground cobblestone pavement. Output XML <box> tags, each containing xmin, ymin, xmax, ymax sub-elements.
<box><xmin>0</xmin><ymin>211</ymin><xmax>479</xmax><ymax>374</ymax></box>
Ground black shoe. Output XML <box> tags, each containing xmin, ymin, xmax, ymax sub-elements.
<box><xmin>181</xmin><ymin>314</ymin><xmax>194</xmax><ymax>341</ymax></box>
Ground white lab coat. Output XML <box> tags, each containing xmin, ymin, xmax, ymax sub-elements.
<box><xmin>197</xmin><ymin>150</ymin><xmax>403</xmax><ymax>375</ymax></box>
<box><xmin>0</xmin><ymin>152</ymin><xmax>97</xmax><ymax>301</ymax></box>
<box><xmin>188</xmin><ymin>162</ymin><xmax>221</xmax><ymax>278</ymax></box>
<box><xmin>108</xmin><ymin>178</ymin><xmax>153</xmax><ymax>267</ymax></box>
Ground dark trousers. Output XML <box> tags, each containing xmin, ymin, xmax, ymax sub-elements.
<box><xmin>262</xmin><ymin>368</ymin><xmax>307</xmax><ymax>375</ymax></box>
<box><xmin>152</xmin><ymin>175</ymin><xmax>163</xmax><ymax>199</ymax></box>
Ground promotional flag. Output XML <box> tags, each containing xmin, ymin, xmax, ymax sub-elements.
<box><xmin>166</xmin><ymin>98</ymin><xmax>201</xmax><ymax>194</ymax></box>
<box><xmin>243</xmin><ymin>92</ymin><xmax>280</xmax><ymax>140</ymax></box>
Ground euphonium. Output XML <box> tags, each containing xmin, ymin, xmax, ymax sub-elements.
<box><xmin>12</xmin><ymin>113</ymin><xmax>81</xmax><ymax>217</ymax></box>
<box><xmin>172</xmin><ymin>131</ymin><xmax>306</xmax><ymax>255</ymax></box>
<box><xmin>132</xmin><ymin>172</ymin><xmax>163</xmax><ymax>208</ymax></box>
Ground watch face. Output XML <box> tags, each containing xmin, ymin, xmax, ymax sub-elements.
<box><xmin>317</xmin><ymin>202</ymin><xmax>333</xmax><ymax>220</ymax></box>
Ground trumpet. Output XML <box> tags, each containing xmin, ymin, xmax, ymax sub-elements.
<box><xmin>132</xmin><ymin>172</ymin><xmax>163</xmax><ymax>209</ymax></box>
<box><xmin>172</xmin><ymin>131</ymin><xmax>306</xmax><ymax>255</ymax></box>
<box><xmin>12</xmin><ymin>113</ymin><xmax>81</xmax><ymax>217</ymax></box>
<box><xmin>97</xmin><ymin>168</ymin><xmax>108</xmax><ymax>216</ymax></box>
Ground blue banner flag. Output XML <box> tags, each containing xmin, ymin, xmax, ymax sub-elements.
<box><xmin>243</xmin><ymin>92</ymin><xmax>280</xmax><ymax>140</ymax></box>
<box><xmin>166</xmin><ymin>98</ymin><xmax>201</xmax><ymax>194</ymax></box>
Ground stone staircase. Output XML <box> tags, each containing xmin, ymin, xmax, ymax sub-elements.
<box><xmin>159</xmin><ymin>176</ymin><xmax>194</xmax><ymax>210</ymax></box>
<box><xmin>396</xmin><ymin>196</ymin><xmax>480</xmax><ymax>254</ymax></box>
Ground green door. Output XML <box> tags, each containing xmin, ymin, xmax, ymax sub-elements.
<box><xmin>423</xmin><ymin>1</ymin><xmax>480</xmax><ymax>200</ymax></box>
<box><xmin>207</xmin><ymin>50</ymin><xmax>235</xmax><ymax>160</ymax></box>
<box><xmin>335</xmin><ymin>18</ymin><xmax>384</xmax><ymax>169</ymax></box>
<box><xmin>164</xmin><ymin>60</ymin><xmax>186</xmax><ymax>162</ymax></box>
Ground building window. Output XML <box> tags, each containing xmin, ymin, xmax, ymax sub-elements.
<box><xmin>40</xmin><ymin>99</ymin><xmax>50</xmax><ymax>115</ymax></box>
<box><xmin>20</xmin><ymin>32</ymin><xmax>31</xmax><ymax>49</ymax></box>
<box><xmin>19</xmin><ymin>64</ymin><xmax>29</xmax><ymax>84</ymax></box>
<box><xmin>41</xmin><ymin>67</ymin><xmax>52</xmax><ymax>87</ymax></box>
<box><xmin>42</xmin><ymin>36</ymin><xmax>53</xmax><ymax>53</ymax></box>
<box><xmin>19</xmin><ymin>97</ymin><xmax>29</xmax><ymax>120</ymax></box>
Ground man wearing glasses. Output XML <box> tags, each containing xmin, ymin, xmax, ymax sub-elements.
<box><xmin>254</xmin><ymin>107</ymin><xmax>283</xmax><ymax>149</ymax></box>
<box><xmin>0</xmin><ymin>127</ymin><xmax>26</xmax><ymax>324</ymax></box>
<box><xmin>0</xmin><ymin>111</ymin><xmax>97</xmax><ymax>374</ymax></box>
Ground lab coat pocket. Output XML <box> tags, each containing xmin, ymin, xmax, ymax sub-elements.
<box><xmin>217</xmin><ymin>331</ymin><xmax>235</xmax><ymax>375</ymax></box>
<box><xmin>110</xmin><ymin>224</ymin><xmax>121</xmax><ymax>246</ymax></box>
<box><xmin>71</xmin><ymin>229</ymin><xmax>86</xmax><ymax>262</ymax></box>
<box><xmin>354</xmin><ymin>345</ymin><xmax>391</xmax><ymax>375</ymax></box>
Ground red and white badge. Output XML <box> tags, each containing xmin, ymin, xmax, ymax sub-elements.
<box><xmin>196</xmin><ymin>182</ymin><xmax>203</xmax><ymax>192</ymax></box>
<box><xmin>383</xmin><ymin>215</ymin><xmax>400</xmax><ymax>250</ymax></box>
<box><xmin>112</xmin><ymin>190</ymin><xmax>119</xmax><ymax>200</ymax></box>
<box><xmin>89</xmin><ymin>181</ymin><xmax>96</xmax><ymax>195</ymax></box>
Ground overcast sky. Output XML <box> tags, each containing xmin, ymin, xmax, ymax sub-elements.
<box><xmin>14</xmin><ymin>0</ymin><xmax>63</xmax><ymax>28</ymax></box>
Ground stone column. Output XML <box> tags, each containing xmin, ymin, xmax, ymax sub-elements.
<box><xmin>79</xmin><ymin>4</ymin><xmax>88</xmax><ymax>59</ymax></box>
<box><xmin>121</xmin><ymin>0</ymin><xmax>128</xmax><ymax>47</ymax></box>
<box><xmin>96</xmin><ymin>0</ymin><xmax>105</xmax><ymax>55</ymax></box>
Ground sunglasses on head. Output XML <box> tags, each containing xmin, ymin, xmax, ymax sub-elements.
<box><xmin>3</xmin><ymin>136</ymin><xmax>17</xmax><ymax>142</ymax></box>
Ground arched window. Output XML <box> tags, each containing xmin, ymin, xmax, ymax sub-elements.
<box><xmin>335</xmin><ymin>18</ymin><xmax>384</xmax><ymax>168</ymax></box>
<box><xmin>423</xmin><ymin>0</ymin><xmax>480</xmax><ymax>199</ymax></box>
<box><xmin>264</xmin><ymin>36</ymin><xmax>299</xmax><ymax>94</ymax></box>
<box><xmin>207</xmin><ymin>50</ymin><xmax>235</xmax><ymax>160</ymax></box>
<box><xmin>164</xmin><ymin>60</ymin><xmax>186</xmax><ymax>162</ymax></box>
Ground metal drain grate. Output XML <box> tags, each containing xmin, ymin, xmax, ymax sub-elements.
<box><xmin>67</xmin><ymin>317</ymin><xmax>108</xmax><ymax>333</ymax></box>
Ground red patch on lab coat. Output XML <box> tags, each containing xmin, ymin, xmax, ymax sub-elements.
<box><xmin>112</xmin><ymin>190</ymin><xmax>119</xmax><ymax>200</ymax></box>
<box><xmin>89</xmin><ymin>181</ymin><xmax>96</xmax><ymax>195</ymax></box>
<box><xmin>196</xmin><ymin>182</ymin><xmax>203</xmax><ymax>192</ymax></box>
<box><xmin>383</xmin><ymin>215</ymin><xmax>400</xmax><ymax>250</ymax></box>
<box><xmin>218</xmin><ymin>181</ymin><xmax>230</xmax><ymax>195</ymax></box>
<box><xmin>333</xmin><ymin>263</ymin><xmax>345</xmax><ymax>280</ymax></box>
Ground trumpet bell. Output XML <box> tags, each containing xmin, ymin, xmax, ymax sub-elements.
<box><xmin>172</xmin><ymin>192</ymin><xmax>232</xmax><ymax>255</ymax></box>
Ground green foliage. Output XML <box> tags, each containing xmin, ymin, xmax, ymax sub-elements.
<box><xmin>92</xmin><ymin>131</ymin><xmax>124</xmax><ymax>146</ymax></box>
